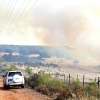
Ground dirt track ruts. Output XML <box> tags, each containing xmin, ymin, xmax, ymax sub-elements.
<box><xmin>0</xmin><ymin>78</ymin><xmax>53</xmax><ymax>100</ymax></box>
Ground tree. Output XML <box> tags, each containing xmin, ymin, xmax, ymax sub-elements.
<box><xmin>8</xmin><ymin>64</ymin><xmax>17</xmax><ymax>71</ymax></box>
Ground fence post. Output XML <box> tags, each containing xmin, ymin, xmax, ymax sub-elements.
<box><xmin>59</xmin><ymin>74</ymin><xmax>61</xmax><ymax>79</ymax></box>
<box><xmin>67</xmin><ymin>76</ymin><xmax>68</xmax><ymax>83</ymax></box>
<box><xmin>83</xmin><ymin>75</ymin><xmax>85</xmax><ymax>86</ymax></box>
<box><xmin>77</xmin><ymin>75</ymin><xmax>78</xmax><ymax>83</ymax></box>
<box><xmin>95</xmin><ymin>77</ymin><xmax>96</xmax><ymax>82</ymax></box>
<box><xmin>64</xmin><ymin>74</ymin><xmax>65</xmax><ymax>83</ymax></box>
<box><xmin>69</xmin><ymin>73</ymin><xmax>70</xmax><ymax>85</ymax></box>
<box><xmin>98</xmin><ymin>77</ymin><xmax>99</xmax><ymax>88</ymax></box>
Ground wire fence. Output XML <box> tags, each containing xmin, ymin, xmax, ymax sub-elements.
<box><xmin>49</xmin><ymin>73</ymin><xmax>100</xmax><ymax>88</ymax></box>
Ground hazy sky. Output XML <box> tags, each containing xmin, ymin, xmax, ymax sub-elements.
<box><xmin>0</xmin><ymin>0</ymin><xmax>100</xmax><ymax>64</ymax></box>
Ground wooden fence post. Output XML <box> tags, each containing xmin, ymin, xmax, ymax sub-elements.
<box><xmin>95</xmin><ymin>77</ymin><xmax>96</xmax><ymax>82</ymax></box>
<box><xmin>69</xmin><ymin>73</ymin><xmax>70</xmax><ymax>85</ymax></box>
<box><xmin>83</xmin><ymin>75</ymin><xmax>85</xmax><ymax>86</ymax></box>
<box><xmin>98</xmin><ymin>77</ymin><xmax>99</xmax><ymax>88</ymax></box>
<box><xmin>77</xmin><ymin>75</ymin><xmax>78</xmax><ymax>83</ymax></box>
<box><xmin>67</xmin><ymin>76</ymin><xmax>68</xmax><ymax>83</ymax></box>
<box><xmin>64</xmin><ymin>74</ymin><xmax>65</xmax><ymax>83</ymax></box>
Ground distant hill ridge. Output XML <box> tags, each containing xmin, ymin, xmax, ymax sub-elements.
<box><xmin>0</xmin><ymin>45</ymin><xmax>71</xmax><ymax>62</ymax></box>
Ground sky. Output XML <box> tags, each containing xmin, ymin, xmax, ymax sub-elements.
<box><xmin>0</xmin><ymin>0</ymin><xmax>100</xmax><ymax>64</ymax></box>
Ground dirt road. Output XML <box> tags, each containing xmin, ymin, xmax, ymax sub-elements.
<box><xmin>0</xmin><ymin>78</ymin><xmax>53</xmax><ymax>100</ymax></box>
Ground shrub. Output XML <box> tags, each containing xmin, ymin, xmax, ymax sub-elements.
<box><xmin>34</xmin><ymin>85</ymin><xmax>50</xmax><ymax>95</ymax></box>
<box><xmin>48</xmin><ymin>78</ymin><xmax>62</xmax><ymax>87</ymax></box>
<box><xmin>36</xmin><ymin>72</ymin><xmax>51</xmax><ymax>86</ymax></box>
<box><xmin>81</xmin><ymin>81</ymin><xmax>97</xmax><ymax>95</ymax></box>
<box><xmin>34</xmin><ymin>85</ymin><xmax>45</xmax><ymax>92</ymax></box>
<box><xmin>49</xmin><ymin>86</ymin><xmax>63</xmax><ymax>93</ymax></box>
<box><xmin>56</xmin><ymin>88</ymin><xmax>72</xmax><ymax>100</ymax></box>
<box><xmin>25</xmin><ymin>72</ymin><xmax>69</xmax><ymax>90</ymax></box>
<box><xmin>41</xmin><ymin>87</ymin><xmax>50</xmax><ymax>95</ymax></box>
<box><xmin>73</xmin><ymin>88</ymin><xmax>84</xmax><ymax>97</ymax></box>
<box><xmin>80</xmin><ymin>81</ymin><xmax>98</xmax><ymax>99</ymax></box>
<box><xmin>30</xmin><ymin>82</ymin><xmax>36</xmax><ymax>88</ymax></box>
<box><xmin>88</xmin><ymin>81</ymin><xmax>97</xmax><ymax>88</ymax></box>
<box><xmin>24</xmin><ymin>77</ymin><xmax>30</xmax><ymax>86</ymax></box>
<box><xmin>71</xmin><ymin>77</ymin><xmax>80</xmax><ymax>90</ymax></box>
<box><xmin>62</xmin><ymin>83</ymin><xmax>70</xmax><ymax>89</ymax></box>
<box><xmin>0</xmin><ymin>63</ymin><xmax>17</xmax><ymax>73</ymax></box>
<box><xmin>96</xmin><ymin>90</ymin><xmax>100</xmax><ymax>98</ymax></box>
<box><xmin>0</xmin><ymin>66</ymin><xmax>9</xmax><ymax>72</ymax></box>
<box><xmin>25</xmin><ymin>67</ymin><xmax>32</xmax><ymax>75</ymax></box>
<box><xmin>25</xmin><ymin>74</ymin><xmax>40</xmax><ymax>87</ymax></box>
<box><xmin>47</xmin><ymin>77</ymin><xmax>69</xmax><ymax>89</ymax></box>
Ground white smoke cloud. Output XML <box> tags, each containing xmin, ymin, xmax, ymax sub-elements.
<box><xmin>0</xmin><ymin>0</ymin><xmax>100</xmax><ymax>63</ymax></box>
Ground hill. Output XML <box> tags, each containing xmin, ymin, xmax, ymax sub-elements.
<box><xmin>0</xmin><ymin>45</ymin><xmax>70</xmax><ymax>62</ymax></box>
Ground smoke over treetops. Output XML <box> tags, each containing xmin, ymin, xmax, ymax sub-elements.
<box><xmin>0</xmin><ymin>0</ymin><xmax>100</xmax><ymax>64</ymax></box>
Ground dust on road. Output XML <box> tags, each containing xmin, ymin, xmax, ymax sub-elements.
<box><xmin>0</xmin><ymin>78</ymin><xmax>53</xmax><ymax>100</ymax></box>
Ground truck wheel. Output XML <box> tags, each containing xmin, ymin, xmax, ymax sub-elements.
<box><xmin>4</xmin><ymin>84</ymin><xmax>6</xmax><ymax>88</ymax></box>
<box><xmin>4</xmin><ymin>85</ymin><xmax>9</xmax><ymax>89</ymax></box>
<box><xmin>21</xmin><ymin>85</ymin><xmax>24</xmax><ymax>88</ymax></box>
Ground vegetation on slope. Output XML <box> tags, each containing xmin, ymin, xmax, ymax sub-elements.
<box><xmin>25</xmin><ymin>72</ymin><xmax>100</xmax><ymax>100</ymax></box>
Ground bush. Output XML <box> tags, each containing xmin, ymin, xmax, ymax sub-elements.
<box><xmin>71</xmin><ymin>77</ymin><xmax>80</xmax><ymax>90</ymax></box>
<box><xmin>24</xmin><ymin>77</ymin><xmax>30</xmax><ymax>86</ymax></box>
<box><xmin>0</xmin><ymin>66</ymin><xmax>9</xmax><ymax>72</ymax></box>
<box><xmin>25</xmin><ymin>73</ymin><xmax>69</xmax><ymax>90</ymax></box>
<box><xmin>73</xmin><ymin>88</ymin><xmax>83</xmax><ymax>97</ymax></box>
<box><xmin>81</xmin><ymin>81</ymin><xmax>97</xmax><ymax>93</ymax></box>
<box><xmin>34</xmin><ymin>85</ymin><xmax>44</xmax><ymax>92</ymax></box>
<box><xmin>96</xmin><ymin>90</ymin><xmax>100</xmax><ymax>98</ymax></box>
<box><xmin>49</xmin><ymin>86</ymin><xmax>63</xmax><ymax>93</ymax></box>
<box><xmin>88</xmin><ymin>81</ymin><xmax>97</xmax><ymax>88</ymax></box>
<box><xmin>41</xmin><ymin>87</ymin><xmax>50</xmax><ymax>95</ymax></box>
<box><xmin>25</xmin><ymin>74</ymin><xmax>39</xmax><ymax>87</ymax></box>
<box><xmin>25</xmin><ymin>67</ymin><xmax>32</xmax><ymax>75</ymax></box>
<box><xmin>47</xmin><ymin>77</ymin><xmax>69</xmax><ymax>89</ymax></box>
<box><xmin>30</xmin><ymin>82</ymin><xmax>36</xmax><ymax>88</ymax></box>
<box><xmin>48</xmin><ymin>78</ymin><xmax>62</xmax><ymax>87</ymax></box>
<box><xmin>24</xmin><ymin>73</ymin><xmax>100</xmax><ymax>99</ymax></box>
<box><xmin>56</xmin><ymin>88</ymin><xmax>72</xmax><ymax>100</ymax></box>
<box><xmin>36</xmin><ymin>72</ymin><xmax>50</xmax><ymax>86</ymax></box>
<box><xmin>80</xmin><ymin>81</ymin><xmax>98</xmax><ymax>98</ymax></box>
<box><xmin>34</xmin><ymin>85</ymin><xmax>50</xmax><ymax>95</ymax></box>
<box><xmin>0</xmin><ymin>63</ymin><xmax>17</xmax><ymax>73</ymax></box>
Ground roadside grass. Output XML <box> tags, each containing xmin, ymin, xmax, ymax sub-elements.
<box><xmin>25</xmin><ymin>72</ymin><xmax>100</xmax><ymax>100</ymax></box>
